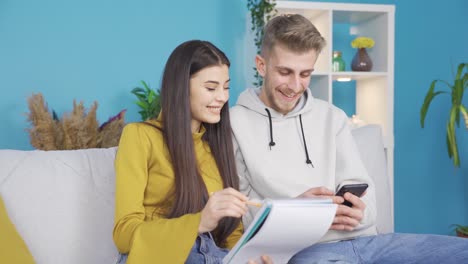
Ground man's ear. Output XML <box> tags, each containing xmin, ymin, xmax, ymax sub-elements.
<box><xmin>255</xmin><ymin>54</ymin><xmax>266</xmax><ymax>77</ymax></box>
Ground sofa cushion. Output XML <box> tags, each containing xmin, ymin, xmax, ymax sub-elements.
<box><xmin>0</xmin><ymin>148</ymin><xmax>119</xmax><ymax>264</ymax></box>
<box><xmin>0</xmin><ymin>196</ymin><xmax>35</xmax><ymax>263</ymax></box>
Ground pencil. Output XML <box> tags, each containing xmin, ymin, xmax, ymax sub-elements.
<box><xmin>209</xmin><ymin>192</ymin><xmax>262</xmax><ymax>207</ymax></box>
<box><xmin>245</xmin><ymin>200</ymin><xmax>263</xmax><ymax>208</ymax></box>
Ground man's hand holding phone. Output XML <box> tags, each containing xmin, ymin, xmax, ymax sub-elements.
<box><xmin>296</xmin><ymin>184</ymin><xmax>368</xmax><ymax>232</ymax></box>
<box><xmin>330</xmin><ymin>183</ymin><xmax>368</xmax><ymax>232</ymax></box>
<box><xmin>297</xmin><ymin>186</ymin><xmax>345</xmax><ymax>204</ymax></box>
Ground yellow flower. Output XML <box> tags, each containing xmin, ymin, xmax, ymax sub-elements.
<box><xmin>351</xmin><ymin>37</ymin><xmax>375</xmax><ymax>49</ymax></box>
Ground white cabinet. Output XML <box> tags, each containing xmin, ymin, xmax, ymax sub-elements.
<box><xmin>274</xmin><ymin>1</ymin><xmax>395</xmax><ymax>231</ymax></box>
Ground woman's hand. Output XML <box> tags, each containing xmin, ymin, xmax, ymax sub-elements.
<box><xmin>198</xmin><ymin>187</ymin><xmax>248</xmax><ymax>233</ymax></box>
<box><xmin>248</xmin><ymin>255</ymin><xmax>274</xmax><ymax>264</ymax></box>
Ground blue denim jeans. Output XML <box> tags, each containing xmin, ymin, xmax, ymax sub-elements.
<box><xmin>185</xmin><ymin>233</ymin><xmax>228</xmax><ymax>264</ymax></box>
<box><xmin>116</xmin><ymin>233</ymin><xmax>228</xmax><ymax>264</ymax></box>
<box><xmin>288</xmin><ymin>233</ymin><xmax>468</xmax><ymax>264</ymax></box>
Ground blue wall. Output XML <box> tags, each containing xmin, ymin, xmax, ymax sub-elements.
<box><xmin>0</xmin><ymin>0</ymin><xmax>247</xmax><ymax>149</ymax></box>
<box><xmin>1</xmin><ymin>0</ymin><xmax>467</xmax><ymax>235</ymax></box>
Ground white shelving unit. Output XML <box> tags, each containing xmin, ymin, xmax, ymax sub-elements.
<box><xmin>274</xmin><ymin>1</ymin><xmax>395</xmax><ymax>231</ymax></box>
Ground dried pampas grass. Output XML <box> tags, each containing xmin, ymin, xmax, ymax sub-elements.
<box><xmin>26</xmin><ymin>93</ymin><xmax>125</xmax><ymax>150</ymax></box>
<box><xmin>26</xmin><ymin>93</ymin><xmax>61</xmax><ymax>150</ymax></box>
<box><xmin>61</xmin><ymin>101</ymin><xmax>99</xmax><ymax>150</ymax></box>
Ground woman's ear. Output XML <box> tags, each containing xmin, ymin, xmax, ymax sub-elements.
<box><xmin>255</xmin><ymin>54</ymin><xmax>266</xmax><ymax>77</ymax></box>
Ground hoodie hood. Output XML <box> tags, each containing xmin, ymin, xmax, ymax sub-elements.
<box><xmin>236</xmin><ymin>87</ymin><xmax>315</xmax><ymax>119</ymax></box>
<box><xmin>236</xmin><ymin>87</ymin><xmax>315</xmax><ymax>166</ymax></box>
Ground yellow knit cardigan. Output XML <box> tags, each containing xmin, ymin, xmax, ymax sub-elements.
<box><xmin>113</xmin><ymin>120</ymin><xmax>242</xmax><ymax>264</ymax></box>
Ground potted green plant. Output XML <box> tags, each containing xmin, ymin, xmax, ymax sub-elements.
<box><xmin>131</xmin><ymin>81</ymin><xmax>161</xmax><ymax>121</ymax></box>
<box><xmin>452</xmin><ymin>224</ymin><xmax>468</xmax><ymax>238</ymax></box>
<box><xmin>420</xmin><ymin>63</ymin><xmax>468</xmax><ymax>238</ymax></box>
<box><xmin>420</xmin><ymin>62</ymin><xmax>468</xmax><ymax>167</ymax></box>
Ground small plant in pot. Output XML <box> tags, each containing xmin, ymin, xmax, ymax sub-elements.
<box><xmin>131</xmin><ymin>81</ymin><xmax>161</xmax><ymax>121</ymax></box>
<box><xmin>452</xmin><ymin>224</ymin><xmax>468</xmax><ymax>238</ymax></box>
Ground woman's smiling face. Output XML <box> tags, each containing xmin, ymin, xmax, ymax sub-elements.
<box><xmin>189</xmin><ymin>64</ymin><xmax>230</xmax><ymax>133</ymax></box>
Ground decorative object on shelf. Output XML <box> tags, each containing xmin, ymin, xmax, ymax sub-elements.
<box><xmin>350</xmin><ymin>36</ymin><xmax>375</xmax><ymax>72</ymax></box>
<box><xmin>26</xmin><ymin>93</ymin><xmax>126</xmax><ymax>150</ymax></box>
<box><xmin>420</xmin><ymin>62</ymin><xmax>468</xmax><ymax>168</ymax></box>
<box><xmin>247</xmin><ymin>0</ymin><xmax>277</xmax><ymax>87</ymax></box>
<box><xmin>131</xmin><ymin>80</ymin><xmax>161</xmax><ymax>121</ymax></box>
<box><xmin>332</xmin><ymin>51</ymin><xmax>346</xmax><ymax>72</ymax></box>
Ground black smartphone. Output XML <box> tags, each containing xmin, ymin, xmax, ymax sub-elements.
<box><xmin>335</xmin><ymin>183</ymin><xmax>369</xmax><ymax>207</ymax></box>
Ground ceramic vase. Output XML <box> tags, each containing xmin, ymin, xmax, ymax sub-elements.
<box><xmin>351</xmin><ymin>48</ymin><xmax>373</xmax><ymax>72</ymax></box>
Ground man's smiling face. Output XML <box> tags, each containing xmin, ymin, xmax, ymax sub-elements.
<box><xmin>257</xmin><ymin>44</ymin><xmax>318</xmax><ymax>115</ymax></box>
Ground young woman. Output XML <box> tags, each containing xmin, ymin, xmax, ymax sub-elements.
<box><xmin>113</xmin><ymin>40</ymin><xmax>272</xmax><ymax>264</ymax></box>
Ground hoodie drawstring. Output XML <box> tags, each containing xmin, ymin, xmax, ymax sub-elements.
<box><xmin>264</xmin><ymin>109</ymin><xmax>313</xmax><ymax>167</ymax></box>
<box><xmin>265</xmin><ymin>108</ymin><xmax>276</xmax><ymax>149</ymax></box>
<box><xmin>299</xmin><ymin>114</ymin><xmax>314</xmax><ymax>167</ymax></box>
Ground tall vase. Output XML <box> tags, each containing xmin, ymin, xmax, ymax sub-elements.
<box><xmin>351</xmin><ymin>48</ymin><xmax>373</xmax><ymax>72</ymax></box>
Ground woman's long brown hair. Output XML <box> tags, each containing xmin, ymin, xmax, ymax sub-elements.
<box><xmin>157</xmin><ymin>40</ymin><xmax>239</xmax><ymax>247</ymax></box>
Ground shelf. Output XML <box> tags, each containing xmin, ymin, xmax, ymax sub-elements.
<box><xmin>332</xmin><ymin>72</ymin><xmax>387</xmax><ymax>81</ymax></box>
<box><xmin>333</xmin><ymin>11</ymin><xmax>387</xmax><ymax>24</ymax></box>
<box><xmin>274</xmin><ymin>2</ymin><xmax>394</xmax><ymax>223</ymax></box>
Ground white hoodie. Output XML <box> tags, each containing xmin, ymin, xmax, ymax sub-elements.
<box><xmin>230</xmin><ymin>88</ymin><xmax>377</xmax><ymax>243</ymax></box>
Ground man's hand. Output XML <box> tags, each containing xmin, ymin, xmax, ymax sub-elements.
<box><xmin>297</xmin><ymin>186</ymin><xmax>365</xmax><ymax>231</ymax></box>
<box><xmin>297</xmin><ymin>186</ymin><xmax>344</xmax><ymax>204</ymax></box>
<box><xmin>198</xmin><ymin>188</ymin><xmax>248</xmax><ymax>233</ymax></box>
<box><xmin>330</xmin><ymin>192</ymin><xmax>366</xmax><ymax>231</ymax></box>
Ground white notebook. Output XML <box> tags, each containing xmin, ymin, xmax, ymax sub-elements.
<box><xmin>223</xmin><ymin>199</ymin><xmax>337</xmax><ymax>264</ymax></box>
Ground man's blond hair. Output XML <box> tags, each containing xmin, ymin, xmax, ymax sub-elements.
<box><xmin>261</xmin><ymin>14</ymin><xmax>326</xmax><ymax>56</ymax></box>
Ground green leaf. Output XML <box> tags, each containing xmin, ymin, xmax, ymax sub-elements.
<box><xmin>453</xmin><ymin>79</ymin><xmax>464</xmax><ymax>127</ymax></box>
<box><xmin>148</xmin><ymin>89</ymin><xmax>156</xmax><ymax>101</ymax></box>
<box><xmin>460</xmin><ymin>105</ymin><xmax>468</xmax><ymax>126</ymax></box>
<box><xmin>133</xmin><ymin>94</ymin><xmax>146</xmax><ymax>102</ymax></box>
<box><xmin>446</xmin><ymin>131</ymin><xmax>452</xmax><ymax>158</ymax></box>
<box><xmin>463</xmin><ymin>73</ymin><xmax>468</xmax><ymax>89</ymax></box>
<box><xmin>131</xmin><ymin>87</ymin><xmax>144</xmax><ymax>93</ymax></box>
<box><xmin>141</xmin><ymin>80</ymin><xmax>150</xmax><ymax>90</ymax></box>
<box><xmin>455</xmin><ymin>63</ymin><xmax>467</xmax><ymax>81</ymax></box>
<box><xmin>448</xmin><ymin>106</ymin><xmax>460</xmax><ymax>167</ymax></box>
<box><xmin>136</xmin><ymin>101</ymin><xmax>148</xmax><ymax>109</ymax></box>
<box><xmin>420</xmin><ymin>80</ymin><xmax>447</xmax><ymax>128</ymax></box>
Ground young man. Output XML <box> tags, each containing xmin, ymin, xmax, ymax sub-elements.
<box><xmin>230</xmin><ymin>14</ymin><xmax>468</xmax><ymax>263</ymax></box>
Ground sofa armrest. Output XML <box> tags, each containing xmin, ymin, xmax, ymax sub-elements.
<box><xmin>351</xmin><ymin>125</ymin><xmax>393</xmax><ymax>233</ymax></box>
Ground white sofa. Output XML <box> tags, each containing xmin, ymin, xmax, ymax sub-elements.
<box><xmin>0</xmin><ymin>124</ymin><xmax>392</xmax><ymax>264</ymax></box>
